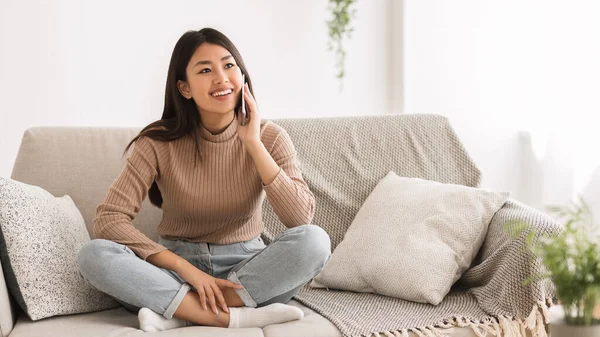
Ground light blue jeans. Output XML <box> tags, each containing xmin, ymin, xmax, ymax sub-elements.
<box><xmin>78</xmin><ymin>224</ymin><xmax>331</xmax><ymax>319</ymax></box>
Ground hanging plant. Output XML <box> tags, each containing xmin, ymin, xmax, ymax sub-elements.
<box><xmin>326</xmin><ymin>0</ymin><xmax>357</xmax><ymax>85</ymax></box>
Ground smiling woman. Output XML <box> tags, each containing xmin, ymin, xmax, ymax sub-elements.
<box><xmin>128</xmin><ymin>30</ymin><xmax>258</xmax><ymax>207</ymax></box>
<box><xmin>76</xmin><ymin>27</ymin><xmax>330</xmax><ymax>332</ymax></box>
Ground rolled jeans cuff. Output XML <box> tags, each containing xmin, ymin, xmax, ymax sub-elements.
<box><xmin>228</xmin><ymin>272</ymin><xmax>257</xmax><ymax>308</ymax></box>
<box><xmin>163</xmin><ymin>282</ymin><xmax>191</xmax><ymax>319</ymax></box>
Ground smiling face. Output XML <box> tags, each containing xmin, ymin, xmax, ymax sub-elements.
<box><xmin>177</xmin><ymin>42</ymin><xmax>243</xmax><ymax>118</ymax></box>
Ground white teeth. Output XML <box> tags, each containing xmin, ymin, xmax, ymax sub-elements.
<box><xmin>212</xmin><ymin>89</ymin><xmax>232</xmax><ymax>97</ymax></box>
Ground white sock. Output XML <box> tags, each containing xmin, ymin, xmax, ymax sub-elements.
<box><xmin>228</xmin><ymin>303</ymin><xmax>304</xmax><ymax>328</ymax></box>
<box><xmin>138</xmin><ymin>307</ymin><xmax>187</xmax><ymax>332</ymax></box>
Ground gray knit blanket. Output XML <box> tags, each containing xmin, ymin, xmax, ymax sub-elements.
<box><xmin>260</xmin><ymin>114</ymin><xmax>560</xmax><ymax>337</ymax></box>
<box><xmin>293</xmin><ymin>200</ymin><xmax>560</xmax><ymax>337</ymax></box>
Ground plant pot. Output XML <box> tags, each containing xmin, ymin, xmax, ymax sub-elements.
<box><xmin>549</xmin><ymin>305</ymin><xmax>600</xmax><ymax>337</ymax></box>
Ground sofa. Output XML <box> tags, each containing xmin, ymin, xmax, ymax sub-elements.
<box><xmin>1</xmin><ymin>114</ymin><xmax>557</xmax><ymax>337</ymax></box>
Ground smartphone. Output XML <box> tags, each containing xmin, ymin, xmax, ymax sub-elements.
<box><xmin>240</xmin><ymin>74</ymin><xmax>248</xmax><ymax>126</ymax></box>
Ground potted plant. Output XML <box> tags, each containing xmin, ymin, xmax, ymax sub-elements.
<box><xmin>326</xmin><ymin>0</ymin><xmax>356</xmax><ymax>88</ymax></box>
<box><xmin>511</xmin><ymin>197</ymin><xmax>600</xmax><ymax>336</ymax></box>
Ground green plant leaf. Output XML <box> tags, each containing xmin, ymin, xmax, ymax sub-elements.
<box><xmin>326</xmin><ymin>0</ymin><xmax>356</xmax><ymax>85</ymax></box>
<box><xmin>517</xmin><ymin>196</ymin><xmax>600</xmax><ymax>326</ymax></box>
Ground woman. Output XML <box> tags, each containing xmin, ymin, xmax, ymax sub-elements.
<box><xmin>78</xmin><ymin>27</ymin><xmax>331</xmax><ymax>331</ymax></box>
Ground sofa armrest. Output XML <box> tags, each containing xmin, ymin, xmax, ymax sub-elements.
<box><xmin>0</xmin><ymin>260</ymin><xmax>17</xmax><ymax>337</ymax></box>
<box><xmin>458</xmin><ymin>199</ymin><xmax>561</xmax><ymax>318</ymax></box>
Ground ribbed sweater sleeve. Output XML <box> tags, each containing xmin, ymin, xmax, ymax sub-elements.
<box><xmin>262</xmin><ymin>128</ymin><xmax>316</xmax><ymax>227</ymax></box>
<box><xmin>93</xmin><ymin>136</ymin><xmax>167</xmax><ymax>260</ymax></box>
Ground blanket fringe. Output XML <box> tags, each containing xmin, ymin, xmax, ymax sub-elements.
<box><xmin>437</xmin><ymin>320</ymin><xmax>454</xmax><ymax>329</ymax></box>
<box><xmin>421</xmin><ymin>327</ymin><xmax>436</xmax><ymax>337</ymax></box>
<box><xmin>410</xmin><ymin>328</ymin><xmax>425</xmax><ymax>337</ymax></box>
<box><xmin>518</xmin><ymin>319</ymin><xmax>527</xmax><ymax>337</ymax></box>
<box><xmin>369</xmin><ymin>298</ymin><xmax>552</xmax><ymax>337</ymax></box>
<box><xmin>499</xmin><ymin>315</ymin><xmax>521</xmax><ymax>337</ymax></box>
<box><xmin>535</xmin><ymin>310</ymin><xmax>548</xmax><ymax>337</ymax></box>
<box><xmin>427</xmin><ymin>325</ymin><xmax>451</xmax><ymax>337</ymax></box>
<box><xmin>446</xmin><ymin>298</ymin><xmax>551</xmax><ymax>337</ymax></box>
<box><xmin>491</xmin><ymin>317</ymin><xmax>502</xmax><ymax>336</ymax></box>
<box><xmin>537</xmin><ymin>300</ymin><xmax>551</xmax><ymax>323</ymax></box>
<box><xmin>476</xmin><ymin>318</ymin><xmax>498</xmax><ymax>336</ymax></box>
<box><xmin>525</xmin><ymin>304</ymin><xmax>538</xmax><ymax>330</ymax></box>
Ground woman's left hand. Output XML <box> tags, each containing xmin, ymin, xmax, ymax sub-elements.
<box><xmin>236</xmin><ymin>82</ymin><xmax>261</xmax><ymax>145</ymax></box>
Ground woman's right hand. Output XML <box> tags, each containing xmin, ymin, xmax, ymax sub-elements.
<box><xmin>146</xmin><ymin>248</ymin><xmax>244</xmax><ymax>314</ymax></box>
<box><xmin>177</xmin><ymin>265</ymin><xmax>244</xmax><ymax>314</ymax></box>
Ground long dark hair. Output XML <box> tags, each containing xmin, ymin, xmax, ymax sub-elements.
<box><xmin>124</xmin><ymin>28</ymin><xmax>255</xmax><ymax>208</ymax></box>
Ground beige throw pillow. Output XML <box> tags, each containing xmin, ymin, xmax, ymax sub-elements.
<box><xmin>310</xmin><ymin>171</ymin><xmax>510</xmax><ymax>305</ymax></box>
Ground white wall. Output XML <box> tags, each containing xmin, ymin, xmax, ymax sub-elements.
<box><xmin>404</xmin><ymin>1</ymin><xmax>521</xmax><ymax>194</ymax></box>
<box><xmin>0</xmin><ymin>0</ymin><xmax>392</xmax><ymax>178</ymax></box>
<box><xmin>403</xmin><ymin>1</ymin><xmax>600</xmax><ymax>207</ymax></box>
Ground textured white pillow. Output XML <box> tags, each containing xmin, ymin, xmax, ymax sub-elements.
<box><xmin>0</xmin><ymin>178</ymin><xmax>119</xmax><ymax>320</ymax></box>
<box><xmin>311</xmin><ymin>171</ymin><xmax>510</xmax><ymax>305</ymax></box>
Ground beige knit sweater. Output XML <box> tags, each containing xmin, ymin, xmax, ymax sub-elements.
<box><xmin>93</xmin><ymin>119</ymin><xmax>315</xmax><ymax>260</ymax></box>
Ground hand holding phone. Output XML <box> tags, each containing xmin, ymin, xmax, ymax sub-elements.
<box><xmin>240</xmin><ymin>74</ymin><xmax>248</xmax><ymax>126</ymax></box>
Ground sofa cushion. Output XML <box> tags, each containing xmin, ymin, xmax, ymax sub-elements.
<box><xmin>8</xmin><ymin>300</ymin><xmax>482</xmax><ymax>337</ymax></box>
<box><xmin>9</xmin><ymin>306</ymin><xmax>264</xmax><ymax>337</ymax></box>
<box><xmin>0</xmin><ymin>178</ymin><xmax>119</xmax><ymax>320</ymax></box>
<box><xmin>310</xmin><ymin>171</ymin><xmax>510</xmax><ymax>305</ymax></box>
